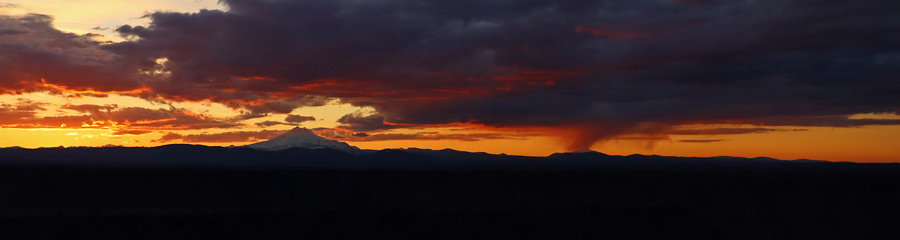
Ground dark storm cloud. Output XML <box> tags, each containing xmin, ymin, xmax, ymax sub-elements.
<box><xmin>250</xmin><ymin>114</ymin><xmax>317</xmax><ymax>127</ymax></box>
<box><xmin>336</xmin><ymin>111</ymin><xmax>399</xmax><ymax>132</ymax></box>
<box><xmin>254</xmin><ymin>120</ymin><xmax>286</xmax><ymax>127</ymax></box>
<box><xmin>352</xmin><ymin>132</ymin><xmax>369</xmax><ymax>137</ymax></box>
<box><xmin>4</xmin><ymin>0</ymin><xmax>900</xmax><ymax>150</ymax></box>
<box><xmin>744</xmin><ymin>116</ymin><xmax>900</xmax><ymax>128</ymax></box>
<box><xmin>0</xmin><ymin>28</ymin><xmax>27</xmax><ymax>36</ymax></box>
<box><xmin>284</xmin><ymin>114</ymin><xmax>316</xmax><ymax>123</ymax></box>
<box><xmin>0</xmin><ymin>14</ymin><xmax>141</xmax><ymax>94</ymax></box>
<box><xmin>0</xmin><ymin>12</ymin><xmax>329</xmax><ymax>113</ymax></box>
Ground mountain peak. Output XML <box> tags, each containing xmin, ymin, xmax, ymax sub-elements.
<box><xmin>275</xmin><ymin>127</ymin><xmax>316</xmax><ymax>139</ymax></box>
<box><xmin>245</xmin><ymin>127</ymin><xmax>361</xmax><ymax>153</ymax></box>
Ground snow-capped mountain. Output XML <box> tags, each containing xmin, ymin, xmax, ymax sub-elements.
<box><xmin>246</xmin><ymin>127</ymin><xmax>361</xmax><ymax>153</ymax></box>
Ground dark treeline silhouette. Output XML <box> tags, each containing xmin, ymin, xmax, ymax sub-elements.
<box><xmin>0</xmin><ymin>146</ymin><xmax>898</xmax><ymax>239</ymax></box>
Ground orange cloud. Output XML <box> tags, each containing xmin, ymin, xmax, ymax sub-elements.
<box><xmin>668</xmin><ymin>128</ymin><xmax>807</xmax><ymax>135</ymax></box>
<box><xmin>152</xmin><ymin>130</ymin><xmax>287</xmax><ymax>143</ymax></box>
<box><xmin>23</xmin><ymin>79</ymin><xmax>152</xmax><ymax>98</ymax></box>
<box><xmin>1</xmin><ymin>103</ymin><xmax>243</xmax><ymax>130</ymax></box>
<box><xmin>112</xmin><ymin>129</ymin><xmax>154</xmax><ymax>135</ymax></box>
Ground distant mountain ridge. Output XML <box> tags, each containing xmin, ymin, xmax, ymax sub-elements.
<box><xmin>0</xmin><ymin>144</ymin><xmax>897</xmax><ymax>171</ymax></box>
<box><xmin>0</xmin><ymin>129</ymin><xmax>895</xmax><ymax>169</ymax></box>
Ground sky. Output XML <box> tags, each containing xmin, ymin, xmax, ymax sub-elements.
<box><xmin>0</xmin><ymin>0</ymin><xmax>899</xmax><ymax>162</ymax></box>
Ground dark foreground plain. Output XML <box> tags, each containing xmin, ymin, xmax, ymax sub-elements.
<box><xmin>0</xmin><ymin>147</ymin><xmax>898</xmax><ymax>239</ymax></box>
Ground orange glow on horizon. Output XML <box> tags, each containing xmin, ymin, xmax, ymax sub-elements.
<box><xmin>1</xmin><ymin>91</ymin><xmax>898</xmax><ymax>163</ymax></box>
<box><xmin>1</xmin><ymin>121</ymin><xmax>898</xmax><ymax>163</ymax></box>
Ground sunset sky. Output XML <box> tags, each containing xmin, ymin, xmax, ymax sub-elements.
<box><xmin>1</xmin><ymin>0</ymin><xmax>898</xmax><ymax>162</ymax></box>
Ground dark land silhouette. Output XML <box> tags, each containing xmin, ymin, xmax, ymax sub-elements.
<box><xmin>0</xmin><ymin>146</ymin><xmax>898</xmax><ymax>239</ymax></box>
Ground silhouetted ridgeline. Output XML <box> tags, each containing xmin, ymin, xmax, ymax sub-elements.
<box><xmin>0</xmin><ymin>146</ymin><xmax>898</xmax><ymax>239</ymax></box>
<box><xmin>0</xmin><ymin>144</ymin><xmax>897</xmax><ymax>171</ymax></box>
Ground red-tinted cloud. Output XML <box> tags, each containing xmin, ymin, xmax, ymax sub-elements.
<box><xmin>0</xmin><ymin>14</ymin><xmax>143</xmax><ymax>94</ymax></box>
<box><xmin>0</xmin><ymin>100</ymin><xmax>44</xmax><ymax>124</ymax></box>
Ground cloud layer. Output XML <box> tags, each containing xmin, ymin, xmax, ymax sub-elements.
<box><xmin>0</xmin><ymin>102</ymin><xmax>242</xmax><ymax>130</ymax></box>
<box><xmin>2</xmin><ymin>0</ymin><xmax>900</xmax><ymax>149</ymax></box>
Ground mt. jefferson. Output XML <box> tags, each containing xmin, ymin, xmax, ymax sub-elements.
<box><xmin>245</xmin><ymin>127</ymin><xmax>361</xmax><ymax>153</ymax></box>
